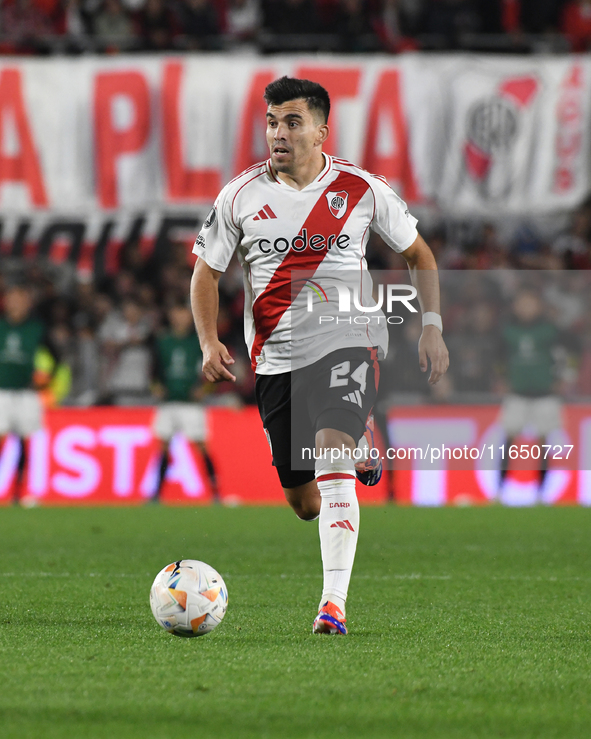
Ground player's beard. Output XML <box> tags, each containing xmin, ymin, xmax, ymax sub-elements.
<box><xmin>270</xmin><ymin>147</ymin><xmax>294</xmax><ymax>173</ymax></box>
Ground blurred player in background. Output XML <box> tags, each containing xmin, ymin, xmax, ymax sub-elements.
<box><xmin>191</xmin><ymin>76</ymin><xmax>448</xmax><ymax>634</ymax></box>
<box><xmin>498</xmin><ymin>288</ymin><xmax>576</xmax><ymax>501</ymax></box>
<box><xmin>151</xmin><ymin>300</ymin><xmax>219</xmax><ymax>503</ymax></box>
<box><xmin>0</xmin><ymin>284</ymin><xmax>56</xmax><ymax>504</ymax></box>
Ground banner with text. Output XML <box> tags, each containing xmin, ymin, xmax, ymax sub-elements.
<box><xmin>0</xmin><ymin>405</ymin><xmax>590</xmax><ymax>506</ymax></box>
<box><xmin>0</xmin><ymin>54</ymin><xmax>590</xmax><ymax>272</ymax></box>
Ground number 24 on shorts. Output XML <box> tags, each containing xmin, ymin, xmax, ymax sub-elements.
<box><xmin>329</xmin><ymin>361</ymin><xmax>369</xmax><ymax>394</ymax></box>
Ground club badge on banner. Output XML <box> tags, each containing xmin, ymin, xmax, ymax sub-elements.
<box><xmin>433</xmin><ymin>57</ymin><xmax>590</xmax><ymax>214</ymax></box>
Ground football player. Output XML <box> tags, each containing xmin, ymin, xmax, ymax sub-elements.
<box><xmin>191</xmin><ymin>77</ymin><xmax>448</xmax><ymax>634</ymax></box>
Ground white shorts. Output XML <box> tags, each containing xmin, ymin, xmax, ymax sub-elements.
<box><xmin>153</xmin><ymin>402</ymin><xmax>207</xmax><ymax>442</ymax></box>
<box><xmin>0</xmin><ymin>389</ymin><xmax>43</xmax><ymax>437</ymax></box>
<box><xmin>500</xmin><ymin>394</ymin><xmax>563</xmax><ymax>438</ymax></box>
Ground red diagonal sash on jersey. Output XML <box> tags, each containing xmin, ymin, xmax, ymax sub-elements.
<box><xmin>250</xmin><ymin>171</ymin><xmax>369</xmax><ymax>370</ymax></box>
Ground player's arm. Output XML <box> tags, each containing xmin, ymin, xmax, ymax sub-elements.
<box><xmin>191</xmin><ymin>258</ymin><xmax>236</xmax><ymax>383</ymax></box>
<box><xmin>399</xmin><ymin>233</ymin><xmax>449</xmax><ymax>385</ymax></box>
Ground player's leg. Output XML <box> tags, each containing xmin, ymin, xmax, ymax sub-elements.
<box><xmin>307</xmin><ymin>348</ymin><xmax>380</xmax><ymax>634</ymax></box>
<box><xmin>355</xmin><ymin>412</ymin><xmax>383</xmax><ymax>486</ymax></box>
<box><xmin>255</xmin><ymin>371</ymin><xmax>319</xmax><ymax>518</ymax></box>
<box><xmin>0</xmin><ymin>393</ymin><xmax>16</xmax><ymax>503</ymax></box>
<box><xmin>14</xmin><ymin>437</ymin><xmax>27</xmax><ymax>505</ymax></box>
<box><xmin>281</xmin><ymin>473</ymin><xmax>320</xmax><ymax>521</ymax></box>
<box><xmin>537</xmin><ymin>436</ymin><xmax>549</xmax><ymax>503</ymax></box>
<box><xmin>498</xmin><ymin>394</ymin><xmax>526</xmax><ymax>500</ymax></box>
<box><xmin>153</xmin><ymin>442</ymin><xmax>170</xmax><ymax>502</ymax></box>
<box><xmin>196</xmin><ymin>441</ymin><xmax>220</xmax><ymax>504</ymax></box>
<box><xmin>14</xmin><ymin>391</ymin><xmax>42</xmax><ymax>505</ymax></box>
<box><xmin>499</xmin><ymin>436</ymin><xmax>514</xmax><ymax>493</ymax></box>
<box><xmin>175</xmin><ymin>402</ymin><xmax>221</xmax><ymax>504</ymax></box>
<box><xmin>533</xmin><ymin>396</ymin><xmax>563</xmax><ymax>504</ymax></box>
<box><xmin>313</xmin><ymin>424</ymin><xmax>358</xmax><ymax>634</ymax></box>
<box><xmin>151</xmin><ymin>404</ymin><xmax>174</xmax><ymax>502</ymax></box>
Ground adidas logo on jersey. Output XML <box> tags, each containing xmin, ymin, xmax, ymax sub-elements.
<box><xmin>253</xmin><ymin>205</ymin><xmax>277</xmax><ymax>221</ymax></box>
<box><xmin>330</xmin><ymin>520</ymin><xmax>355</xmax><ymax>531</ymax></box>
<box><xmin>342</xmin><ymin>390</ymin><xmax>362</xmax><ymax>407</ymax></box>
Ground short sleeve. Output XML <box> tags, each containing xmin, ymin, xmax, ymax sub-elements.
<box><xmin>370</xmin><ymin>177</ymin><xmax>418</xmax><ymax>253</ymax></box>
<box><xmin>192</xmin><ymin>187</ymin><xmax>242</xmax><ymax>272</ymax></box>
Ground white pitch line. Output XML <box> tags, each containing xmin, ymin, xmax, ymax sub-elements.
<box><xmin>0</xmin><ymin>572</ymin><xmax>588</xmax><ymax>583</ymax></box>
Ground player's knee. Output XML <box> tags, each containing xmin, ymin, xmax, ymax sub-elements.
<box><xmin>291</xmin><ymin>500</ymin><xmax>320</xmax><ymax>521</ymax></box>
<box><xmin>278</xmin><ymin>467</ymin><xmax>320</xmax><ymax>521</ymax></box>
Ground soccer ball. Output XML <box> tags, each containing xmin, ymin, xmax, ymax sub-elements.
<box><xmin>150</xmin><ymin>559</ymin><xmax>228</xmax><ymax>637</ymax></box>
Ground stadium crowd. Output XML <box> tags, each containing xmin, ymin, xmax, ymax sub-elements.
<box><xmin>1</xmin><ymin>195</ymin><xmax>590</xmax><ymax>410</ymax></box>
<box><xmin>1</xmin><ymin>0</ymin><xmax>591</xmax><ymax>54</ymax></box>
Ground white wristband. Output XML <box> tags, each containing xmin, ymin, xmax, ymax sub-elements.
<box><xmin>422</xmin><ymin>312</ymin><xmax>443</xmax><ymax>333</ymax></box>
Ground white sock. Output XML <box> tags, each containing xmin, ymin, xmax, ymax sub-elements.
<box><xmin>315</xmin><ymin>456</ymin><xmax>359</xmax><ymax>617</ymax></box>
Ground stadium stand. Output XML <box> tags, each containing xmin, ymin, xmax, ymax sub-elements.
<box><xmin>0</xmin><ymin>0</ymin><xmax>580</xmax><ymax>54</ymax></box>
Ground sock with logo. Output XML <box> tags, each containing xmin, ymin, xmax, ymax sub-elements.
<box><xmin>315</xmin><ymin>454</ymin><xmax>359</xmax><ymax>616</ymax></box>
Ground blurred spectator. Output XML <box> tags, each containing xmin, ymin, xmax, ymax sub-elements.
<box><xmin>333</xmin><ymin>0</ymin><xmax>372</xmax><ymax>46</ymax></box>
<box><xmin>103</xmin><ymin>269</ymin><xmax>140</xmax><ymax>304</ymax></box>
<box><xmin>376</xmin><ymin>0</ymin><xmax>421</xmax><ymax>52</ymax></box>
<box><xmin>262</xmin><ymin>0</ymin><xmax>319</xmax><ymax>36</ymax></box>
<box><xmin>135</xmin><ymin>0</ymin><xmax>178</xmax><ymax>50</ymax></box>
<box><xmin>509</xmin><ymin>223</ymin><xmax>545</xmax><ymax>269</ymax></box>
<box><xmin>382</xmin><ymin>314</ymin><xmax>427</xmax><ymax>397</ymax></box>
<box><xmin>67</xmin><ymin>313</ymin><xmax>101</xmax><ymax>405</ymax></box>
<box><xmin>118</xmin><ymin>240</ymin><xmax>157</xmax><ymax>286</ymax></box>
<box><xmin>71</xmin><ymin>277</ymin><xmax>97</xmax><ymax>329</ymax></box>
<box><xmin>92</xmin><ymin>291</ymin><xmax>115</xmax><ymax>328</ymax></box>
<box><xmin>448</xmin><ymin>301</ymin><xmax>500</xmax><ymax>394</ymax></box>
<box><xmin>520</xmin><ymin>0</ymin><xmax>564</xmax><ymax>33</ymax></box>
<box><xmin>1</xmin><ymin>0</ymin><xmax>56</xmax><ymax>52</ymax></box>
<box><xmin>333</xmin><ymin>0</ymin><xmax>376</xmax><ymax>51</ymax></box>
<box><xmin>93</xmin><ymin>0</ymin><xmax>137</xmax><ymax>48</ymax></box>
<box><xmin>226</xmin><ymin>0</ymin><xmax>261</xmax><ymax>43</ymax></box>
<box><xmin>38</xmin><ymin>320</ymin><xmax>74</xmax><ymax>406</ymax></box>
<box><xmin>473</xmin><ymin>0</ymin><xmax>502</xmax><ymax>32</ymax></box>
<box><xmin>425</xmin><ymin>0</ymin><xmax>480</xmax><ymax>46</ymax></box>
<box><xmin>562</xmin><ymin>0</ymin><xmax>591</xmax><ymax>51</ymax></box>
<box><xmin>543</xmin><ymin>271</ymin><xmax>586</xmax><ymax>330</ymax></box>
<box><xmin>552</xmin><ymin>204</ymin><xmax>591</xmax><ymax>268</ymax></box>
<box><xmin>576</xmin><ymin>303</ymin><xmax>591</xmax><ymax>395</ymax></box>
<box><xmin>97</xmin><ymin>296</ymin><xmax>153</xmax><ymax>404</ymax></box>
<box><xmin>55</xmin><ymin>0</ymin><xmax>92</xmax><ymax>47</ymax></box>
<box><xmin>175</xmin><ymin>0</ymin><xmax>220</xmax><ymax>49</ymax></box>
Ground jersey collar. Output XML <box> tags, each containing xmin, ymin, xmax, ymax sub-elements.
<box><xmin>266</xmin><ymin>153</ymin><xmax>333</xmax><ymax>190</ymax></box>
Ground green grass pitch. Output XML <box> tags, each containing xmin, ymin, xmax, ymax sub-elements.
<box><xmin>1</xmin><ymin>505</ymin><xmax>590</xmax><ymax>739</ymax></box>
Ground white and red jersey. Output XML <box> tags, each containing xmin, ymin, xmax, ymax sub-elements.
<box><xmin>193</xmin><ymin>155</ymin><xmax>418</xmax><ymax>375</ymax></box>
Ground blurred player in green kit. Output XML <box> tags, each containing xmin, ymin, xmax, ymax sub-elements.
<box><xmin>498</xmin><ymin>288</ymin><xmax>576</xmax><ymax>501</ymax></box>
<box><xmin>0</xmin><ymin>284</ymin><xmax>55</xmax><ymax>504</ymax></box>
<box><xmin>151</xmin><ymin>300</ymin><xmax>219</xmax><ymax>502</ymax></box>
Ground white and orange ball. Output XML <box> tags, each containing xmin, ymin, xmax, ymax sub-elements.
<box><xmin>150</xmin><ymin>560</ymin><xmax>228</xmax><ymax>637</ymax></box>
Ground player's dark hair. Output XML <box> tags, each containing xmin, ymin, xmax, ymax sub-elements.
<box><xmin>264</xmin><ymin>77</ymin><xmax>330</xmax><ymax>123</ymax></box>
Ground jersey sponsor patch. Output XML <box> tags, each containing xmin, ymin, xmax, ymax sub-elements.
<box><xmin>204</xmin><ymin>207</ymin><xmax>217</xmax><ymax>228</ymax></box>
<box><xmin>326</xmin><ymin>190</ymin><xmax>349</xmax><ymax>219</ymax></box>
